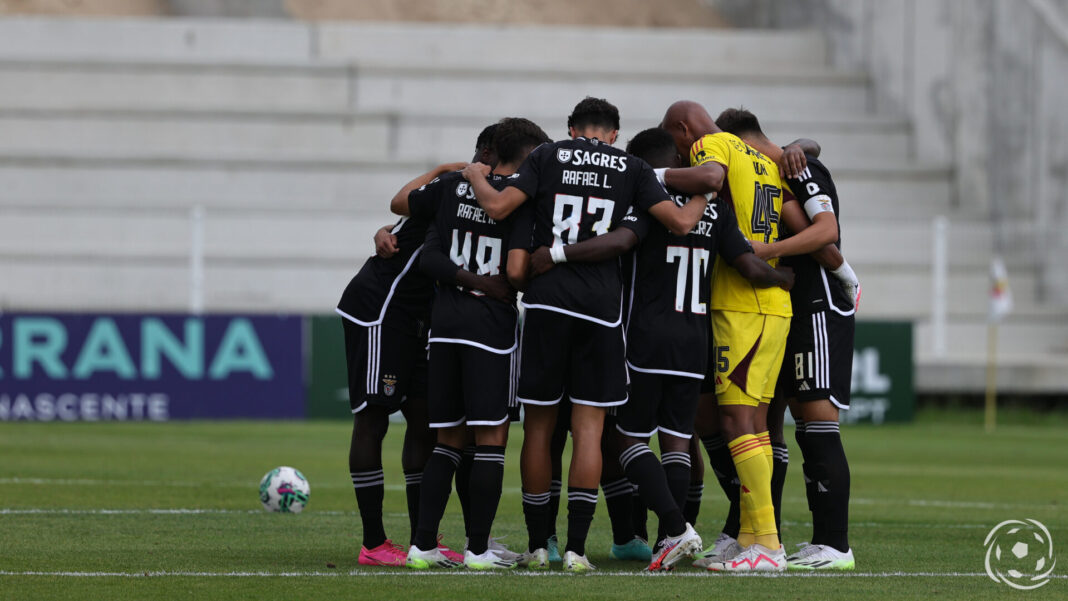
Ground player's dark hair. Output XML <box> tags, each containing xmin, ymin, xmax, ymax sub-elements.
<box><xmin>567</xmin><ymin>96</ymin><xmax>620</xmax><ymax>132</ymax></box>
<box><xmin>715</xmin><ymin>107</ymin><xmax>765</xmax><ymax>138</ymax></box>
<box><xmin>626</xmin><ymin>127</ymin><xmax>677</xmax><ymax>169</ymax></box>
<box><xmin>494</xmin><ymin>117</ymin><xmax>552</xmax><ymax>165</ymax></box>
<box><xmin>475</xmin><ymin>123</ymin><xmax>499</xmax><ymax>153</ymax></box>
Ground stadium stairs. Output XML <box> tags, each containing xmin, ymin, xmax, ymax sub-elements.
<box><xmin>0</xmin><ymin>17</ymin><xmax>1065</xmax><ymax>394</ymax></box>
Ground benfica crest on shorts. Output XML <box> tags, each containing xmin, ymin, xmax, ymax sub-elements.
<box><xmin>382</xmin><ymin>375</ymin><xmax>398</xmax><ymax>397</ymax></box>
<box><xmin>557</xmin><ymin>148</ymin><xmax>573</xmax><ymax>163</ymax></box>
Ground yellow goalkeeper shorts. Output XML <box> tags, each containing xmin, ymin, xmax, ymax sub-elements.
<box><xmin>711</xmin><ymin>310</ymin><xmax>790</xmax><ymax>406</ymax></box>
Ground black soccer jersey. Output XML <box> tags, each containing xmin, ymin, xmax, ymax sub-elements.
<box><xmin>782</xmin><ymin>156</ymin><xmax>854</xmax><ymax>316</ymax></box>
<box><xmin>620</xmin><ymin>189</ymin><xmax>754</xmax><ymax>378</ymax></box>
<box><xmin>421</xmin><ymin>172</ymin><xmax>529</xmax><ymax>353</ymax></box>
<box><xmin>510</xmin><ymin>137</ymin><xmax>669</xmax><ymax>325</ymax></box>
<box><xmin>335</xmin><ymin>172</ymin><xmax>446</xmax><ymax>325</ymax></box>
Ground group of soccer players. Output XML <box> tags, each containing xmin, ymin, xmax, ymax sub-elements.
<box><xmin>337</xmin><ymin>97</ymin><xmax>861</xmax><ymax>573</ymax></box>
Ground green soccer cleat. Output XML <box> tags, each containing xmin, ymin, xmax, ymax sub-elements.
<box><xmin>609</xmin><ymin>536</ymin><xmax>652</xmax><ymax>561</ymax></box>
<box><xmin>786</xmin><ymin>544</ymin><xmax>855</xmax><ymax>571</ymax></box>
<box><xmin>463</xmin><ymin>549</ymin><xmax>517</xmax><ymax>570</ymax></box>
<box><xmin>516</xmin><ymin>547</ymin><xmax>551</xmax><ymax>570</ymax></box>
<box><xmin>563</xmin><ymin>550</ymin><xmax>597</xmax><ymax>573</ymax></box>
<box><xmin>405</xmin><ymin>545</ymin><xmax>464</xmax><ymax>570</ymax></box>
<box><xmin>547</xmin><ymin>535</ymin><xmax>562</xmax><ymax>562</ymax></box>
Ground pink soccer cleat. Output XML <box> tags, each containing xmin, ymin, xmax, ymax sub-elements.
<box><xmin>436</xmin><ymin>534</ymin><xmax>464</xmax><ymax>563</ymax></box>
<box><xmin>358</xmin><ymin>539</ymin><xmax>407</xmax><ymax>567</ymax></box>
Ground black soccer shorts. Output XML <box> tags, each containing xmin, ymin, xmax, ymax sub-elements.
<box><xmin>516</xmin><ymin>309</ymin><xmax>628</xmax><ymax>408</ymax></box>
<box><xmin>341</xmin><ymin>314</ymin><xmax>428</xmax><ymax>415</ymax></box>
<box><xmin>616</xmin><ymin>368</ymin><xmax>700</xmax><ymax>439</ymax></box>
<box><xmin>777</xmin><ymin>310</ymin><xmax>855</xmax><ymax>409</ymax></box>
<box><xmin>427</xmin><ymin>342</ymin><xmax>518</xmax><ymax>428</ymax></box>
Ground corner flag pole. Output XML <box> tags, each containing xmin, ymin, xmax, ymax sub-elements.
<box><xmin>986</xmin><ymin>256</ymin><xmax>1012</xmax><ymax>433</ymax></box>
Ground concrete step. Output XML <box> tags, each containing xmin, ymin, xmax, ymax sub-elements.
<box><xmin>842</xmin><ymin>220</ymin><xmax>1038</xmax><ymax>268</ymax></box>
<box><xmin>0</xmin><ymin>258</ymin><xmax>355</xmax><ymax>314</ymax></box>
<box><xmin>314</xmin><ymin>23</ymin><xmax>831</xmax><ymax>71</ymax></box>
<box><xmin>854</xmin><ymin>267</ymin><xmax>1042</xmax><ymax>319</ymax></box>
<box><xmin>0</xmin><ymin>58</ymin><xmax>871</xmax><ymax>120</ymax></box>
<box><xmin>915</xmin><ymin>318</ymin><xmax>1068</xmax><ymax>358</ymax></box>
<box><xmin>0</xmin><ymin>18</ymin><xmax>830</xmax><ymax>69</ymax></box>
<box><xmin>0</xmin><ymin>108</ymin><xmax>914</xmax><ymax>164</ymax></box>
<box><xmin>0</xmin><ymin>208</ymin><xmax>385</xmax><ymax>262</ymax></box>
<box><xmin>0</xmin><ymin>155</ymin><xmax>949</xmax><ymax>215</ymax></box>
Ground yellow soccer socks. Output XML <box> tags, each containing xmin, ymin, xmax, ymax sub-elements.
<box><xmin>729</xmin><ymin>433</ymin><xmax>779</xmax><ymax>550</ymax></box>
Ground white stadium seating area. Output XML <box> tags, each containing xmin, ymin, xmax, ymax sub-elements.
<box><xmin>0</xmin><ymin>17</ymin><xmax>1065</xmax><ymax>393</ymax></box>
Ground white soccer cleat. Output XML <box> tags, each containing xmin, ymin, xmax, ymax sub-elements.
<box><xmin>563</xmin><ymin>550</ymin><xmax>597</xmax><ymax>573</ymax></box>
<box><xmin>705</xmin><ymin>543</ymin><xmax>786</xmax><ymax>572</ymax></box>
<box><xmin>692</xmin><ymin>532</ymin><xmax>741</xmax><ymax>568</ymax></box>
<box><xmin>463</xmin><ymin>549</ymin><xmax>517</xmax><ymax>570</ymax></box>
<box><xmin>405</xmin><ymin>545</ymin><xmax>464</xmax><ymax>570</ymax></box>
<box><xmin>786</xmin><ymin>544</ymin><xmax>855</xmax><ymax>571</ymax></box>
<box><xmin>464</xmin><ymin>536</ymin><xmax>522</xmax><ymax>563</ymax></box>
<box><xmin>516</xmin><ymin>547</ymin><xmax>550</xmax><ymax>570</ymax></box>
<box><xmin>648</xmin><ymin>523</ymin><xmax>702</xmax><ymax>571</ymax></box>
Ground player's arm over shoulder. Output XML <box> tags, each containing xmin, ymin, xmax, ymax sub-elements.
<box><xmin>662</xmin><ymin>135</ymin><xmax>728</xmax><ymax>195</ymax></box>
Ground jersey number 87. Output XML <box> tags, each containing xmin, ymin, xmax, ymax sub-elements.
<box><xmin>552</xmin><ymin>193</ymin><xmax>616</xmax><ymax>247</ymax></box>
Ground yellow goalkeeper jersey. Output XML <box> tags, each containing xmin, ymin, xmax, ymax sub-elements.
<box><xmin>690</xmin><ymin>132</ymin><xmax>793</xmax><ymax>318</ymax></box>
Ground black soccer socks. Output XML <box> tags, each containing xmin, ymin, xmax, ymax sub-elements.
<box><xmin>620</xmin><ymin>444</ymin><xmax>686</xmax><ymax>539</ymax></box>
<box><xmin>661</xmin><ymin>450</ymin><xmax>692</xmax><ymax>527</ymax></box>
<box><xmin>466</xmin><ymin>445</ymin><xmax>506</xmax><ymax>555</ymax></box>
<box><xmin>403</xmin><ymin>470</ymin><xmax>422</xmax><ymax>545</ymax></box>
<box><xmin>413</xmin><ymin>444</ymin><xmax>462</xmax><ymax>551</ymax></box>
<box><xmin>351</xmin><ymin>467</ymin><xmax>386</xmax><ymax>549</ymax></box>
<box><xmin>602</xmin><ymin>477</ymin><xmax>635</xmax><ymax>546</ymax></box>
<box><xmin>770</xmin><ymin>441</ymin><xmax>789</xmax><ymax>536</ymax></box>
<box><xmin>522</xmin><ymin>490</ymin><xmax>552</xmax><ymax>553</ymax></box>
<box><xmin>804</xmin><ymin>421</ymin><xmax>851</xmax><ymax>553</ymax></box>
<box><xmin>564</xmin><ymin>487</ymin><xmax>599</xmax><ymax>556</ymax></box>
<box><xmin>454</xmin><ymin>445</ymin><xmax>476</xmax><ymax>539</ymax></box>
<box><xmin>700</xmin><ymin>434</ymin><xmax>741</xmax><ymax>539</ymax></box>
<box><xmin>684</xmin><ymin>481</ymin><xmax>704</xmax><ymax>527</ymax></box>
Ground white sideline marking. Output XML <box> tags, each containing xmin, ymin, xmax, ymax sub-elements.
<box><xmin>3</xmin><ymin>477</ymin><xmax>1062</xmax><ymax>511</ymax></box>
<box><xmin>0</xmin><ymin>509</ymin><xmax>1052</xmax><ymax>532</ymax></box>
<box><xmin>0</xmin><ymin>570</ymin><xmax>1065</xmax><ymax>579</ymax></box>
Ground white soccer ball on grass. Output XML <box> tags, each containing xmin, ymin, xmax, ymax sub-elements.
<box><xmin>259</xmin><ymin>466</ymin><xmax>310</xmax><ymax>513</ymax></box>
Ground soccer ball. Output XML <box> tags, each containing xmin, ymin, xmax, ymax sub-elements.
<box><xmin>259</xmin><ymin>466</ymin><xmax>310</xmax><ymax>513</ymax></box>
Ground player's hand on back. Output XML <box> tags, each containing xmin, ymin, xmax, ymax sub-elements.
<box><xmin>776</xmin><ymin>265</ymin><xmax>795</xmax><ymax>291</ymax></box>
<box><xmin>461</xmin><ymin>162</ymin><xmax>492</xmax><ymax>181</ymax></box>
<box><xmin>374</xmin><ymin>227</ymin><xmax>399</xmax><ymax>258</ymax></box>
<box><xmin>529</xmin><ymin>246</ymin><xmax>555</xmax><ymax>277</ymax></box>
<box><xmin>779</xmin><ymin>143</ymin><xmax>808</xmax><ymax>179</ymax></box>
<box><xmin>478</xmin><ymin>273</ymin><xmax>517</xmax><ymax>304</ymax></box>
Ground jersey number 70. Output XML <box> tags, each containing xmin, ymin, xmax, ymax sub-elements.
<box><xmin>666</xmin><ymin>246</ymin><xmax>711</xmax><ymax>314</ymax></box>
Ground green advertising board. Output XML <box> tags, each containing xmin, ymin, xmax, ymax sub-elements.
<box><xmin>305</xmin><ymin>315</ymin><xmax>352</xmax><ymax>419</ymax></box>
<box><xmin>847</xmin><ymin>320</ymin><xmax>914</xmax><ymax>423</ymax></box>
<box><xmin>304</xmin><ymin>316</ymin><xmax>915</xmax><ymax>423</ymax></box>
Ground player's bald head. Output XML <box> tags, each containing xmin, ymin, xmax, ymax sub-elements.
<box><xmin>660</xmin><ymin>100</ymin><xmax>719</xmax><ymax>160</ymax></box>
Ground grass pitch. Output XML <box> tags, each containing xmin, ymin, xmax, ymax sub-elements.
<box><xmin>1</xmin><ymin>410</ymin><xmax>1065</xmax><ymax>600</ymax></box>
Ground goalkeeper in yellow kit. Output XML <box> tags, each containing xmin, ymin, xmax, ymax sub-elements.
<box><xmin>659</xmin><ymin>101</ymin><xmax>837</xmax><ymax>572</ymax></box>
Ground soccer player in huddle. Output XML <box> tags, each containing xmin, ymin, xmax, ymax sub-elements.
<box><xmin>401</xmin><ymin>117</ymin><xmax>551</xmax><ymax>570</ymax></box>
<box><xmin>716</xmin><ymin>108</ymin><xmax>858</xmax><ymax>571</ymax></box>
<box><xmin>660</xmin><ymin>100</ymin><xmax>803</xmax><ymax>571</ymax></box>
<box><xmin>465</xmin><ymin>97</ymin><xmax>708</xmax><ymax>571</ymax></box>
<box><xmin>336</xmin><ymin>126</ymin><xmax>491</xmax><ymax>566</ymax></box>
<box><xmin>528</xmin><ymin>127</ymin><xmax>795</xmax><ymax>570</ymax></box>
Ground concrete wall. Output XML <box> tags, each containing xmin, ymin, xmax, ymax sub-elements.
<box><xmin>710</xmin><ymin>0</ymin><xmax>1068</xmax><ymax>304</ymax></box>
